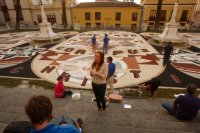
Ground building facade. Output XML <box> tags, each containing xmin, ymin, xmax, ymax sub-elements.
<box><xmin>141</xmin><ymin>0</ymin><xmax>198</xmax><ymax>28</ymax></box>
<box><xmin>72</xmin><ymin>2</ymin><xmax>142</xmax><ymax>30</ymax></box>
<box><xmin>0</xmin><ymin>0</ymin><xmax>74</xmax><ymax>28</ymax></box>
<box><xmin>192</xmin><ymin>0</ymin><xmax>200</xmax><ymax>27</ymax></box>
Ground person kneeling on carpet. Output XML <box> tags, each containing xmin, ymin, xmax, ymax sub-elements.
<box><xmin>54</xmin><ymin>76</ymin><xmax>73</xmax><ymax>98</ymax></box>
<box><xmin>138</xmin><ymin>77</ymin><xmax>161</xmax><ymax>98</ymax></box>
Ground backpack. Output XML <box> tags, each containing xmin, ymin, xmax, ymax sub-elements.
<box><xmin>3</xmin><ymin>121</ymin><xmax>32</xmax><ymax>133</ymax></box>
<box><xmin>52</xmin><ymin>116</ymin><xmax>77</xmax><ymax>127</ymax></box>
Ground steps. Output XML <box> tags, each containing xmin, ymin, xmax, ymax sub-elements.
<box><xmin>0</xmin><ymin>86</ymin><xmax>199</xmax><ymax>133</ymax></box>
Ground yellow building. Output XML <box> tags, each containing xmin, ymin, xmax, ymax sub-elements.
<box><xmin>141</xmin><ymin>0</ymin><xmax>198</xmax><ymax>28</ymax></box>
<box><xmin>72</xmin><ymin>2</ymin><xmax>142</xmax><ymax>30</ymax></box>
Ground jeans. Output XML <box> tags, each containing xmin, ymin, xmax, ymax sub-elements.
<box><xmin>103</xmin><ymin>44</ymin><xmax>108</xmax><ymax>54</ymax></box>
<box><xmin>163</xmin><ymin>58</ymin><xmax>169</xmax><ymax>66</ymax></box>
<box><xmin>92</xmin><ymin>82</ymin><xmax>106</xmax><ymax>109</ymax></box>
<box><xmin>162</xmin><ymin>102</ymin><xmax>194</xmax><ymax>120</ymax></box>
<box><xmin>162</xmin><ymin>102</ymin><xmax>176</xmax><ymax>115</ymax></box>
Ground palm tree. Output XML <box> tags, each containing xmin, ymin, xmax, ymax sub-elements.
<box><xmin>14</xmin><ymin>0</ymin><xmax>20</xmax><ymax>30</ymax></box>
<box><xmin>155</xmin><ymin>0</ymin><xmax>163</xmax><ymax>30</ymax></box>
<box><xmin>61</xmin><ymin>0</ymin><xmax>68</xmax><ymax>30</ymax></box>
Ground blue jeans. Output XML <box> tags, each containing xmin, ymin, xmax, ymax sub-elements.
<box><xmin>162</xmin><ymin>102</ymin><xmax>193</xmax><ymax>120</ymax></box>
<box><xmin>162</xmin><ymin>102</ymin><xmax>176</xmax><ymax>115</ymax></box>
<box><xmin>163</xmin><ymin>58</ymin><xmax>169</xmax><ymax>66</ymax></box>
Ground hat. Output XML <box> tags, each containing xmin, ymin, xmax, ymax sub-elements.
<box><xmin>72</xmin><ymin>93</ymin><xmax>81</xmax><ymax>100</ymax></box>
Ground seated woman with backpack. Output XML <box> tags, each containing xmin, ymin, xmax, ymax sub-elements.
<box><xmin>25</xmin><ymin>95</ymin><xmax>81</xmax><ymax>133</ymax></box>
<box><xmin>54</xmin><ymin>76</ymin><xmax>72</xmax><ymax>98</ymax></box>
<box><xmin>3</xmin><ymin>95</ymin><xmax>83</xmax><ymax>133</ymax></box>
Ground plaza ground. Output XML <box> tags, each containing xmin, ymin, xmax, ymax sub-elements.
<box><xmin>0</xmin><ymin>30</ymin><xmax>200</xmax><ymax>132</ymax></box>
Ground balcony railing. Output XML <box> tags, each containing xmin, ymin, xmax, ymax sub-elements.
<box><xmin>149</xmin><ymin>16</ymin><xmax>155</xmax><ymax>21</ymax></box>
<box><xmin>180</xmin><ymin>17</ymin><xmax>187</xmax><ymax>21</ymax></box>
<box><xmin>160</xmin><ymin>17</ymin><xmax>166</xmax><ymax>21</ymax></box>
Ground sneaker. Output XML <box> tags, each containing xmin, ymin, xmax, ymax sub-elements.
<box><xmin>67</xmin><ymin>90</ymin><xmax>73</xmax><ymax>96</ymax></box>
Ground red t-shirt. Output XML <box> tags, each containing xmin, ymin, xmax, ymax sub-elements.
<box><xmin>54</xmin><ymin>81</ymin><xmax>65</xmax><ymax>98</ymax></box>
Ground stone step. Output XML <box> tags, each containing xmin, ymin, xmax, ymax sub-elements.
<box><xmin>83</xmin><ymin>124</ymin><xmax>197</xmax><ymax>133</ymax></box>
<box><xmin>0</xmin><ymin>123</ymin><xmax>9</xmax><ymax>133</ymax></box>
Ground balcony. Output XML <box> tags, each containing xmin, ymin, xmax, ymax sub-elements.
<box><xmin>149</xmin><ymin>16</ymin><xmax>155</xmax><ymax>21</ymax></box>
<box><xmin>160</xmin><ymin>17</ymin><xmax>166</xmax><ymax>21</ymax></box>
<box><xmin>180</xmin><ymin>17</ymin><xmax>187</xmax><ymax>21</ymax></box>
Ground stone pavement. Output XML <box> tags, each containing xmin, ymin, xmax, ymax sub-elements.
<box><xmin>0</xmin><ymin>85</ymin><xmax>199</xmax><ymax>133</ymax></box>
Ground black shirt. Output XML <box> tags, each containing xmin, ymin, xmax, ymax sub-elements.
<box><xmin>164</xmin><ymin>44</ymin><xmax>173</xmax><ymax>59</ymax></box>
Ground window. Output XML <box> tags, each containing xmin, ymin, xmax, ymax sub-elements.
<box><xmin>95</xmin><ymin>12</ymin><xmax>101</xmax><ymax>20</ymax></box>
<box><xmin>180</xmin><ymin>10</ymin><xmax>188</xmax><ymax>21</ymax></box>
<box><xmin>115</xmin><ymin>24</ymin><xmax>120</xmax><ymax>29</ymax></box>
<box><xmin>85</xmin><ymin>23</ymin><xmax>91</xmax><ymax>28</ymax></box>
<box><xmin>85</xmin><ymin>12</ymin><xmax>90</xmax><ymax>20</ymax></box>
<box><xmin>38</xmin><ymin>15</ymin><xmax>42</xmax><ymax>23</ymax></box>
<box><xmin>132</xmin><ymin>13</ymin><xmax>138</xmax><ymax>21</ymax></box>
<box><xmin>115</xmin><ymin>12</ymin><xmax>121</xmax><ymax>21</ymax></box>
<box><xmin>47</xmin><ymin>15</ymin><xmax>56</xmax><ymax>24</ymax></box>
<box><xmin>160</xmin><ymin>10</ymin><xmax>166</xmax><ymax>21</ymax></box>
<box><xmin>95</xmin><ymin>23</ymin><xmax>101</xmax><ymax>29</ymax></box>
<box><xmin>180</xmin><ymin>23</ymin><xmax>185</xmax><ymax>26</ymax></box>
<box><xmin>159</xmin><ymin>23</ymin><xmax>164</xmax><ymax>26</ymax></box>
<box><xmin>131</xmin><ymin>24</ymin><xmax>136</xmax><ymax>30</ymax></box>
<box><xmin>149</xmin><ymin>10</ymin><xmax>156</xmax><ymax>20</ymax></box>
<box><xmin>149</xmin><ymin>22</ymin><xmax>154</xmax><ymax>25</ymax></box>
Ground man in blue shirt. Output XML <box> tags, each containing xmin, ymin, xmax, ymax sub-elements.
<box><xmin>162</xmin><ymin>84</ymin><xmax>200</xmax><ymax>120</ymax></box>
<box><xmin>25</xmin><ymin>95</ymin><xmax>81</xmax><ymax>133</ymax></box>
<box><xmin>107</xmin><ymin>56</ymin><xmax>116</xmax><ymax>94</ymax></box>
<box><xmin>103</xmin><ymin>34</ymin><xmax>110</xmax><ymax>54</ymax></box>
<box><xmin>91</xmin><ymin>34</ymin><xmax>96</xmax><ymax>53</ymax></box>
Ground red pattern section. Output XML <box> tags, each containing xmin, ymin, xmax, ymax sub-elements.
<box><xmin>57</xmin><ymin>54</ymin><xmax>74</xmax><ymax>61</ymax></box>
<box><xmin>130</xmin><ymin>70</ymin><xmax>141</xmax><ymax>78</ymax></box>
<box><xmin>170</xmin><ymin>74</ymin><xmax>181</xmax><ymax>83</ymax></box>
<box><xmin>50</xmin><ymin>61</ymin><xmax>60</xmax><ymax>66</ymax></box>
<box><xmin>113</xmin><ymin>51</ymin><xmax>123</xmax><ymax>55</ymax></box>
<box><xmin>139</xmin><ymin>54</ymin><xmax>159</xmax><ymax>65</ymax></box>
<box><xmin>172</xmin><ymin>63</ymin><xmax>200</xmax><ymax>74</ymax></box>
<box><xmin>39</xmin><ymin>56</ymin><xmax>53</xmax><ymax>60</ymax></box>
<box><xmin>141</xmin><ymin>49</ymin><xmax>149</xmax><ymax>52</ymax></box>
<box><xmin>0</xmin><ymin>57</ymin><xmax>30</xmax><ymax>64</ymax></box>
<box><xmin>141</xmin><ymin>54</ymin><xmax>159</xmax><ymax>61</ymax></box>
<box><xmin>123</xmin><ymin>57</ymin><xmax>140</xmax><ymax>70</ymax></box>
<box><xmin>81</xmin><ymin>77</ymin><xmax>88</xmax><ymax>86</ymax></box>
<box><xmin>39</xmin><ymin>51</ymin><xmax>59</xmax><ymax>60</ymax></box>
<box><xmin>42</xmin><ymin>51</ymin><xmax>58</xmax><ymax>57</ymax></box>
